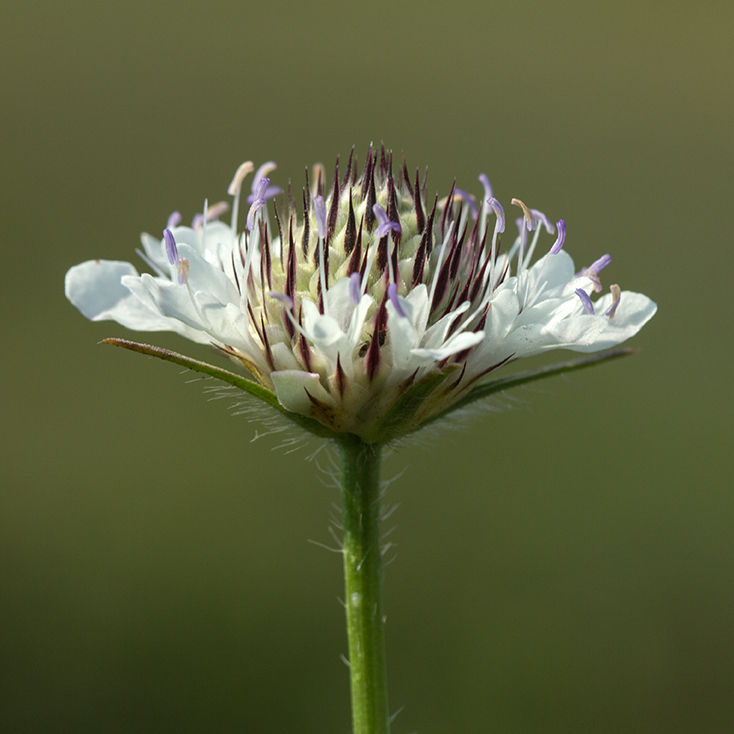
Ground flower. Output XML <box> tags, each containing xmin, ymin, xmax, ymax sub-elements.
<box><xmin>65</xmin><ymin>145</ymin><xmax>656</xmax><ymax>441</ymax></box>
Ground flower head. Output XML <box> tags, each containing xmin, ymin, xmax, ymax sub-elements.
<box><xmin>66</xmin><ymin>145</ymin><xmax>656</xmax><ymax>442</ymax></box>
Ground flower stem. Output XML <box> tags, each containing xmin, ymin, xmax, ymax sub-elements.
<box><xmin>337</xmin><ymin>435</ymin><xmax>390</xmax><ymax>734</ymax></box>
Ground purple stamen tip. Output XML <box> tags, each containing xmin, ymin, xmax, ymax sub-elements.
<box><xmin>167</xmin><ymin>211</ymin><xmax>182</xmax><ymax>230</ymax></box>
<box><xmin>589</xmin><ymin>253</ymin><xmax>612</xmax><ymax>273</ymax></box>
<box><xmin>387</xmin><ymin>282</ymin><xmax>406</xmax><ymax>319</ymax></box>
<box><xmin>191</xmin><ymin>213</ymin><xmax>204</xmax><ymax>229</ymax></box>
<box><xmin>487</xmin><ymin>197</ymin><xmax>505</xmax><ymax>233</ymax></box>
<box><xmin>575</xmin><ymin>288</ymin><xmax>595</xmax><ymax>315</ymax></box>
<box><xmin>314</xmin><ymin>195</ymin><xmax>327</xmax><ymax>239</ymax></box>
<box><xmin>373</xmin><ymin>203</ymin><xmax>401</xmax><ymax>238</ymax></box>
<box><xmin>479</xmin><ymin>173</ymin><xmax>493</xmax><ymax>200</ymax></box>
<box><xmin>268</xmin><ymin>291</ymin><xmax>294</xmax><ymax>310</ymax></box>
<box><xmin>454</xmin><ymin>188</ymin><xmax>479</xmax><ymax>220</ymax></box>
<box><xmin>531</xmin><ymin>209</ymin><xmax>555</xmax><ymax>234</ymax></box>
<box><xmin>163</xmin><ymin>228</ymin><xmax>179</xmax><ymax>265</ymax></box>
<box><xmin>349</xmin><ymin>272</ymin><xmax>362</xmax><ymax>305</ymax></box>
<box><xmin>550</xmin><ymin>219</ymin><xmax>566</xmax><ymax>254</ymax></box>
<box><xmin>252</xmin><ymin>176</ymin><xmax>270</xmax><ymax>202</ymax></box>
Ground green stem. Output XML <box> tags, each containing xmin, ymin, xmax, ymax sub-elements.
<box><xmin>337</xmin><ymin>435</ymin><xmax>390</xmax><ymax>734</ymax></box>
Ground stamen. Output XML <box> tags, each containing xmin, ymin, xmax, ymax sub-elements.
<box><xmin>252</xmin><ymin>161</ymin><xmax>277</xmax><ymax>189</ymax></box>
<box><xmin>205</xmin><ymin>201</ymin><xmax>230</xmax><ymax>222</ymax></box>
<box><xmin>372</xmin><ymin>203</ymin><xmax>401</xmax><ymax>239</ymax></box>
<box><xmin>313</xmin><ymin>195</ymin><xmax>328</xmax><ymax>306</ymax></box>
<box><xmin>387</xmin><ymin>282</ymin><xmax>406</xmax><ymax>318</ymax></box>
<box><xmin>227</xmin><ymin>161</ymin><xmax>255</xmax><ymax>197</ymax></box>
<box><xmin>247</xmin><ymin>162</ymin><xmax>283</xmax><ymax>204</ymax></box>
<box><xmin>550</xmin><ymin>219</ymin><xmax>566</xmax><ymax>254</ymax></box>
<box><xmin>177</xmin><ymin>258</ymin><xmax>189</xmax><ymax>285</ymax></box>
<box><xmin>575</xmin><ymin>288</ymin><xmax>595</xmax><ymax>315</ymax></box>
<box><xmin>167</xmin><ymin>211</ymin><xmax>182</xmax><ymax>229</ymax></box>
<box><xmin>531</xmin><ymin>209</ymin><xmax>555</xmax><ymax>234</ymax></box>
<box><xmin>163</xmin><ymin>228</ymin><xmax>178</xmax><ymax>265</ymax></box>
<box><xmin>479</xmin><ymin>173</ymin><xmax>493</xmax><ymax>200</ymax></box>
<box><xmin>191</xmin><ymin>213</ymin><xmax>204</xmax><ymax>229</ymax></box>
<box><xmin>267</xmin><ymin>290</ymin><xmax>294</xmax><ymax>311</ymax></box>
<box><xmin>313</xmin><ymin>195</ymin><xmax>327</xmax><ymax>239</ymax></box>
<box><xmin>227</xmin><ymin>160</ymin><xmax>255</xmax><ymax>238</ymax></box>
<box><xmin>349</xmin><ymin>272</ymin><xmax>361</xmax><ymax>305</ymax></box>
<box><xmin>511</xmin><ymin>198</ymin><xmax>536</xmax><ymax>230</ymax></box>
<box><xmin>588</xmin><ymin>253</ymin><xmax>611</xmax><ymax>273</ymax></box>
<box><xmin>486</xmin><ymin>197</ymin><xmax>505</xmax><ymax>233</ymax></box>
<box><xmin>454</xmin><ymin>189</ymin><xmax>479</xmax><ymax>220</ymax></box>
<box><xmin>246</xmin><ymin>177</ymin><xmax>270</xmax><ymax>231</ymax></box>
<box><xmin>606</xmin><ymin>284</ymin><xmax>621</xmax><ymax>318</ymax></box>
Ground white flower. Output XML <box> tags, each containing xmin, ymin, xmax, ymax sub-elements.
<box><xmin>66</xmin><ymin>146</ymin><xmax>656</xmax><ymax>440</ymax></box>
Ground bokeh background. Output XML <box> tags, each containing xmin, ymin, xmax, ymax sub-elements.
<box><xmin>2</xmin><ymin>1</ymin><xmax>732</xmax><ymax>732</ymax></box>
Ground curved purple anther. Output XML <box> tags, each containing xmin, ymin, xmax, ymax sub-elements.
<box><xmin>479</xmin><ymin>173</ymin><xmax>493</xmax><ymax>200</ymax></box>
<box><xmin>251</xmin><ymin>176</ymin><xmax>270</xmax><ymax>203</ymax></box>
<box><xmin>454</xmin><ymin>188</ymin><xmax>479</xmax><ymax>220</ymax></box>
<box><xmin>268</xmin><ymin>290</ymin><xmax>295</xmax><ymax>311</ymax></box>
<box><xmin>246</xmin><ymin>164</ymin><xmax>283</xmax><ymax>203</ymax></box>
<box><xmin>487</xmin><ymin>197</ymin><xmax>505</xmax><ymax>233</ymax></box>
<box><xmin>191</xmin><ymin>213</ymin><xmax>204</xmax><ymax>229</ymax></box>
<box><xmin>163</xmin><ymin>228</ymin><xmax>179</xmax><ymax>265</ymax></box>
<box><xmin>575</xmin><ymin>288</ymin><xmax>595</xmax><ymax>315</ymax></box>
<box><xmin>349</xmin><ymin>272</ymin><xmax>361</xmax><ymax>305</ymax></box>
<box><xmin>387</xmin><ymin>282</ymin><xmax>406</xmax><ymax>318</ymax></box>
<box><xmin>589</xmin><ymin>253</ymin><xmax>611</xmax><ymax>273</ymax></box>
<box><xmin>550</xmin><ymin>219</ymin><xmax>566</xmax><ymax>254</ymax></box>
<box><xmin>246</xmin><ymin>177</ymin><xmax>270</xmax><ymax>231</ymax></box>
<box><xmin>314</xmin><ymin>195</ymin><xmax>327</xmax><ymax>239</ymax></box>
<box><xmin>167</xmin><ymin>211</ymin><xmax>182</xmax><ymax>230</ymax></box>
<box><xmin>373</xmin><ymin>203</ymin><xmax>401</xmax><ymax>239</ymax></box>
<box><xmin>531</xmin><ymin>209</ymin><xmax>555</xmax><ymax>234</ymax></box>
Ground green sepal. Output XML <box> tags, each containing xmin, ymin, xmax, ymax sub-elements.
<box><xmin>101</xmin><ymin>338</ymin><xmax>338</xmax><ymax>438</ymax></box>
<box><xmin>420</xmin><ymin>347</ymin><xmax>636</xmax><ymax>431</ymax></box>
<box><xmin>364</xmin><ymin>365</ymin><xmax>460</xmax><ymax>444</ymax></box>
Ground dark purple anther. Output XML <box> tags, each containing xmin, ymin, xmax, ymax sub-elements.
<box><xmin>314</xmin><ymin>195</ymin><xmax>327</xmax><ymax>239</ymax></box>
<box><xmin>387</xmin><ymin>282</ymin><xmax>406</xmax><ymax>318</ymax></box>
<box><xmin>487</xmin><ymin>197</ymin><xmax>505</xmax><ymax>233</ymax></box>
<box><xmin>167</xmin><ymin>211</ymin><xmax>182</xmax><ymax>229</ymax></box>
<box><xmin>163</xmin><ymin>228</ymin><xmax>179</xmax><ymax>265</ymax></box>
<box><xmin>349</xmin><ymin>272</ymin><xmax>361</xmax><ymax>305</ymax></box>
<box><xmin>588</xmin><ymin>253</ymin><xmax>611</xmax><ymax>273</ymax></box>
<box><xmin>575</xmin><ymin>288</ymin><xmax>595</xmax><ymax>315</ymax></box>
<box><xmin>550</xmin><ymin>219</ymin><xmax>566</xmax><ymax>254</ymax></box>
<box><xmin>373</xmin><ymin>203</ymin><xmax>401</xmax><ymax>239</ymax></box>
<box><xmin>268</xmin><ymin>290</ymin><xmax>294</xmax><ymax>311</ymax></box>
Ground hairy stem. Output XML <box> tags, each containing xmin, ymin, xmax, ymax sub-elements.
<box><xmin>337</xmin><ymin>435</ymin><xmax>390</xmax><ymax>734</ymax></box>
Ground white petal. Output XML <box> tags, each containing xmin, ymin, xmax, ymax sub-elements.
<box><xmin>271</xmin><ymin>370</ymin><xmax>336</xmax><ymax>415</ymax></box>
<box><xmin>66</xmin><ymin>260</ymin><xmax>176</xmax><ymax>332</ymax></box>
<box><xmin>564</xmin><ymin>291</ymin><xmax>658</xmax><ymax>352</ymax></box>
<box><xmin>412</xmin><ymin>330</ymin><xmax>485</xmax><ymax>360</ymax></box>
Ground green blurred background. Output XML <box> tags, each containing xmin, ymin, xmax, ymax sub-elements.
<box><xmin>2</xmin><ymin>1</ymin><xmax>732</xmax><ymax>731</ymax></box>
